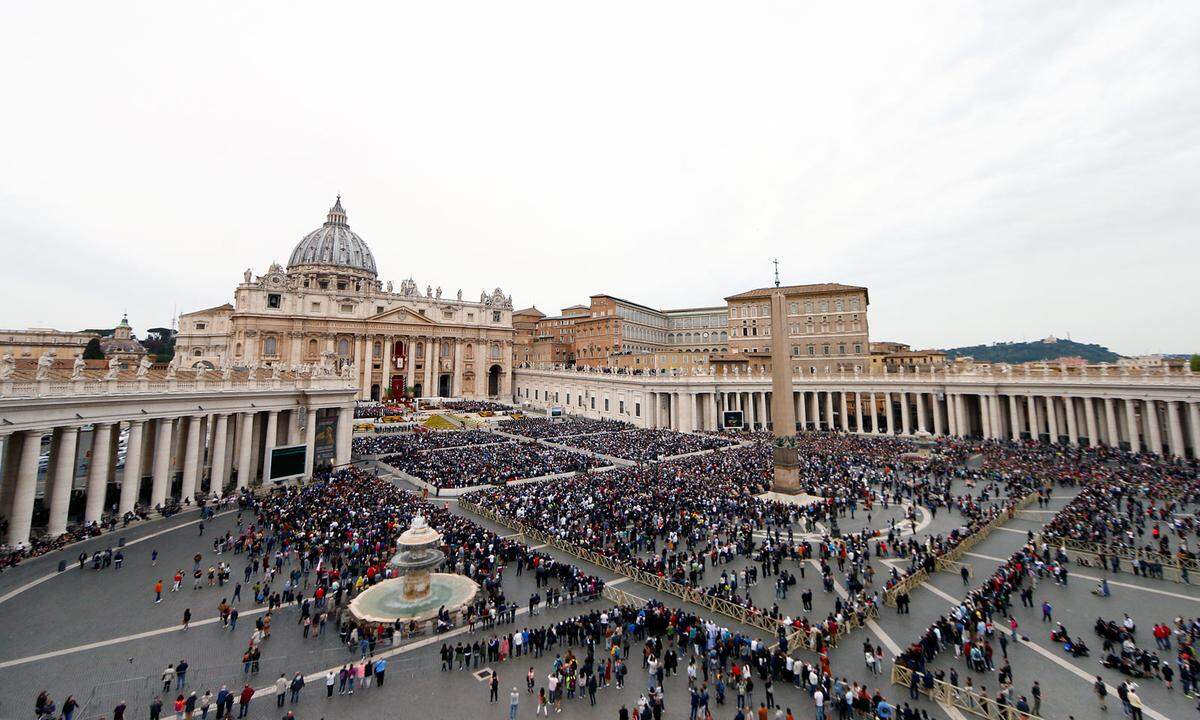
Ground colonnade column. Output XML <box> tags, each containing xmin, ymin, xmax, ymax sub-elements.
<box><xmin>1007</xmin><ymin>395</ymin><xmax>1021</xmax><ymax>440</ymax></box>
<box><xmin>304</xmin><ymin>409</ymin><xmax>317</xmax><ymax>478</ymax></box>
<box><xmin>47</xmin><ymin>426</ymin><xmax>81</xmax><ymax>536</ymax></box>
<box><xmin>1104</xmin><ymin>398</ymin><xmax>1119</xmax><ymax>448</ymax></box>
<box><xmin>151</xmin><ymin>419</ymin><xmax>173</xmax><ymax>506</ymax></box>
<box><xmin>758</xmin><ymin>392</ymin><xmax>768</xmax><ymax>431</ymax></box>
<box><xmin>883</xmin><ymin>392</ymin><xmax>894</xmax><ymax>435</ymax></box>
<box><xmin>869</xmin><ymin>393</ymin><xmax>880</xmax><ymax>434</ymax></box>
<box><xmin>210</xmin><ymin>414</ymin><xmax>229</xmax><ymax>492</ymax></box>
<box><xmin>423</xmin><ymin>339</ymin><xmax>435</xmax><ymax>396</ymax></box>
<box><xmin>180</xmin><ymin>416</ymin><xmax>202</xmax><ymax>500</ymax></box>
<box><xmin>117</xmin><ymin>421</ymin><xmax>143</xmax><ymax>514</ymax></box>
<box><xmin>453</xmin><ymin>340</ymin><xmax>465</xmax><ymax>397</ymax></box>
<box><xmin>5</xmin><ymin>430</ymin><xmax>42</xmax><ymax>547</ymax></box>
<box><xmin>1124</xmin><ymin>399</ymin><xmax>1141</xmax><ymax>453</ymax></box>
<box><xmin>899</xmin><ymin>392</ymin><xmax>910</xmax><ymax>435</ymax></box>
<box><xmin>1064</xmin><ymin>396</ymin><xmax>1079</xmax><ymax>446</ymax></box>
<box><xmin>1044</xmin><ymin>396</ymin><xmax>1059</xmax><ymax>443</ymax></box>
<box><xmin>237</xmin><ymin>412</ymin><xmax>255</xmax><ymax>488</ymax></box>
<box><xmin>359</xmin><ymin>336</ymin><xmax>372</xmax><ymax>400</ymax></box>
<box><xmin>980</xmin><ymin>396</ymin><xmax>992</xmax><ymax>439</ymax></box>
<box><xmin>381</xmin><ymin>337</ymin><xmax>394</xmax><ymax>398</ymax></box>
<box><xmin>1083</xmin><ymin>397</ymin><xmax>1099</xmax><ymax>448</ymax></box>
<box><xmin>796</xmin><ymin>390</ymin><xmax>807</xmax><ymax>430</ymax></box>
<box><xmin>262</xmin><ymin>410</ymin><xmax>279</xmax><ymax>481</ymax></box>
<box><xmin>707</xmin><ymin>393</ymin><xmax>718</xmax><ymax>431</ymax></box>
<box><xmin>1166</xmin><ymin>401</ymin><xmax>1185</xmax><ymax>458</ymax></box>
<box><xmin>406</xmin><ymin>338</ymin><xmax>418</xmax><ymax>396</ymax></box>
<box><xmin>839</xmin><ymin>392</ymin><xmax>849</xmax><ymax>432</ymax></box>
<box><xmin>1145</xmin><ymin>400</ymin><xmax>1163</xmax><ymax>456</ymax></box>
<box><xmin>824</xmin><ymin>392</ymin><xmax>834</xmax><ymax>433</ymax></box>
<box><xmin>1188</xmin><ymin>403</ymin><xmax>1200</xmax><ymax>460</ymax></box>
<box><xmin>916</xmin><ymin>392</ymin><xmax>927</xmax><ymax>433</ymax></box>
<box><xmin>336</xmin><ymin>406</ymin><xmax>352</xmax><ymax>466</ymax></box>
<box><xmin>84</xmin><ymin>423</ymin><xmax>113</xmax><ymax>524</ymax></box>
<box><xmin>1026</xmin><ymin>396</ymin><xmax>1038</xmax><ymax>439</ymax></box>
<box><xmin>854</xmin><ymin>393</ymin><xmax>864</xmax><ymax>434</ymax></box>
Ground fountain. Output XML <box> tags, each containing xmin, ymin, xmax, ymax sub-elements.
<box><xmin>348</xmin><ymin>515</ymin><xmax>479</xmax><ymax>626</ymax></box>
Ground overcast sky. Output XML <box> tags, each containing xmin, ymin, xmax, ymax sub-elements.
<box><xmin>1</xmin><ymin>2</ymin><xmax>1197</xmax><ymax>355</ymax></box>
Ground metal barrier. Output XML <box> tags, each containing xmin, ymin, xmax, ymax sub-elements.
<box><xmin>882</xmin><ymin>491</ymin><xmax>1039</xmax><ymax>606</ymax></box>
<box><xmin>891</xmin><ymin>662</ymin><xmax>1044</xmax><ymax>720</ymax></box>
<box><xmin>1042</xmin><ymin>537</ymin><xmax>1197</xmax><ymax>583</ymax></box>
<box><xmin>459</xmin><ymin>498</ymin><xmax>876</xmax><ymax>653</ymax></box>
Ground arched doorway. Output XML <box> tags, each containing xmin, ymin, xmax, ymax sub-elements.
<box><xmin>370</xmin><ymin>384</ymin><xmax>380</xmax><ymax>401</ymax></box>
<box><xmin>438</xmin><ymin>373</ymin><xmax>451</xmax><ymax>398</ymax></box>
<box><xmin>487</xmin><ymin>364</ymin><xmax>502</xmax><ymax>396</ymax></box>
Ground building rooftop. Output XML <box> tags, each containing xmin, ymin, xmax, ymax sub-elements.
<box><xmin>724</xmin><ymin>283</ymin><xmax>869</xmax><ymax>301</ymax></box>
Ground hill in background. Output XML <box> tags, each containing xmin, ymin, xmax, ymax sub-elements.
<box><xmin>941</xmin><ymin>337</ymin><xmax>1121</xmax><ymax>364</ymax></box>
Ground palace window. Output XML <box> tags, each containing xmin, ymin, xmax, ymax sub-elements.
<box><xmin>308</xmin><ymin>339</ymin><xmax>318</xmax><ymax>355</ymax></box>
<box><xmin>373</xmin><ymin>341</ymin><xmax>381</xmax><ymax>358</ymax></box>
<box><xmin>195</xmin><ymin>322</ymin><xmax>207</xmax><ymax>330</ymax></box>
<box><xmin>838</xmin><ymin>344</ymin><xmax>846</xmax><ymax>355</ymax></box>
<box><xmin>808</xmin><ymin>345</ymin><xmax>815</xmax><ymax>356</ymax></box>
<box><xmin>340</xmin><ymin>304</ymin><xmax>354</xmax><ymax>313</ymax></box>
<box><xmin>492</xmin><ymin>311</ymin><xmax>502</xmax><ymax>322</ymax></box>
<box><xmin>267</xmin><ymin>294</ymin><xmax>281</xmax><ymax>309</ymax></box>
<box><xmin>263</xmin><ymin>336</ymin><xmax>277</xmax><ymax>356</ymax></box>
<box><xmin>443</xmin><ymin>310</ymin><xmax>454</xmax><ymax>319</ymax></box>
<box><xmin>854</xmin><ymin>343</ymin><xmax>862</xmax><ymax>354</ymax></box>
<box><xmin>311</xmin><ymin>302</ymin><xmax>321</xmax><ymax>313</ymax></box>
<box><xmin>338</xmin><ymin>339</ymin><xmax>350</xmax><ymax>356</ymax></box>
<box><xmin>823</xmin><ymin>345</ymin><xmax>830</xmax><ymax>355</ymax></box>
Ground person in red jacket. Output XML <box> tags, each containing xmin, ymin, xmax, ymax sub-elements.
<box><xmin>237</xmin><ymin>684</ymin><xmax>254</xmax><ymax>718</ymax></box>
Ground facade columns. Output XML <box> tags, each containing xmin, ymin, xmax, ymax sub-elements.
<box><xmin>796</xmin><ymin>391</ymin><xmax>807</xmax><ymax>429</ymax></box>
<box><xmin>839</xmin><ymin>392</ymin><xmax>849</xmax><ymax>432</ymax></box>
<box><xmin>758</xmin><ymin>392</ymin><xmax>769</xmax><ymax>431</ymax></box>
<box><xmin>1026</xmin><ymin>396</ymin><xmax>1038</xmax><ymax>439</ymax></box>
<box><xmin>118</xmin><ymin>421</ymin><xmax>144</xmax><ymax>514</ymax></box>
<box><xmin>85</xmin><ymin>423</ymin><xmax>113</xmax><ymax>524</ymax></box>
<box><xmin>980</xmin><ymin>396</ymin><xmax>992</xmax><ymax>439</ymax></box>
<box><xmin>824</xmin><ymin>391</ymin><xmax>834</xmax><ymax>432</ymax></box>
<box><xmin>151</xmin><ymin>419</ymin><xmax>173</xmax><ymax>507</ymax></box>
<box><xmin>236</xmin><ymin>411</ymin><xmax>255</xmax><ymax>488</ymax></box>
<box><xmin>854</xmin><ymin>393</ymin><xmax>864</xmax><ymax>434</ymax></box>
<box><xmin>180</xmin><ymin>416</ymin><xmax>202</xmax><ymax>500</ymax></box>
<box><xmin>1188</xmin><ymin>403</ymin><xmax>1200</xmax><ymax>460</ymax></box>
<box><xmin>1124</xmin><ymin>399</ymin><xmax>1141</xmax><ymax>453</ymax></box>
<box><xmin>932</xmin><ymin>393</ymin><xmax>944</xmax><ymax>436</ymax></box>
<box><xmin>423</xmin><ymin>338</ymin><xmax>435</xmax><ymax>396</ymax></box>
<box><xmin>899</xmin><ymin>392</ymin><xmax>910</xmax><ymax>435</ymax></box>
<box><xmin>407</xmin><ymin>338</ymin><xmax>419</xmax><ymax>396</ymax></box>
<box><xmin>955</xmin><ymin>394</ymin><xmax>967</xmax><ymax>437</ymax></box>
<box><xmin>707</xmin><ymin>392</ymin><xmax>718</xmax><ymax>431</ymax></box>
<box><xmin>869</xmin><ymin>393</ymin><xmax>880</xmax><ymax>434</ymax></box>
<box><xmin>883</xmin><ymin>392</ymin><xmax>894</xmax><ymax>435</ymax></box>
<box><xmin>916</xmin><ymin>392</ymin><xmax>927</xmax><ymax>433</ymax></box>
<box><xmin>811</xmin><ymin>393</ymin><xmax>821</xmax><ymax>430</ymax></box>
<box><xmin>47</xmin><ymin>426</ymin><xmax>81</xmax><ymax>536</ymax></box>
<box><xmin>210</xmin><ymin>414</ymin><xmax>230</xmax><ymax>492</ymax></box>
<box><xmin>1045</xmin><ymin>396</ymin><xmax>1059</xmax><ymax>443</ymax></box>
<box><xmin>5</xmin><ymin>430</ymin><xmax>43</xmax><ymax>547</ymax></box>
<box><xmin>453</xmin><ymin>340</ymin><xmax>465</xmax><ymax>397</ymax></box>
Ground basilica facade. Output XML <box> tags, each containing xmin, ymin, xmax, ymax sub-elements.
<box><xmin>175</xmin><ymin>197</ymin><xmax>515</xmax><ymax>401</ymax></box>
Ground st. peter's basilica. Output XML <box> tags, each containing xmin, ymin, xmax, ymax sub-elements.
<box><xmin>174</xmin><ymin>197</ymin><xmax>515</xmax><ymax>400</ymax></box>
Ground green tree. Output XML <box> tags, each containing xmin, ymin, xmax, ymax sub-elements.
<box><xmin>1191</xmin><ymin>354</ymin><xmax>1200</xmax><ymax>372</ymax></box>
<box><xmin>82</xmin><ymin>337</ymin><xmax>105</xmax><ymax>360</ymax></box>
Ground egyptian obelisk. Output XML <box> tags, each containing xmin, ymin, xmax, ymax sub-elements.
<box><xmin>768</xmin><ymin>288</ymin><xmax>801</xmax><ymax>492</ymax></box>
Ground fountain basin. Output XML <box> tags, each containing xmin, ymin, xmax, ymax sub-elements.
<box><xmin>348</xmin><ymin>573</ymin><xmax>479</xmax><ymax>625</ymax></box>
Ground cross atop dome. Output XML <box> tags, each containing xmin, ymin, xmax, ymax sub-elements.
<box><xmin>326</xmin><ymin>195</ymin><xmax>348</xmax><ymax>227</ymax></box>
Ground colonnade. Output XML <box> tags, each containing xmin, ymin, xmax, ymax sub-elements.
<box><xmin>513</xmin><ymin>368</ymin><xmax>1200</xmax><ymax>460</ymax></box>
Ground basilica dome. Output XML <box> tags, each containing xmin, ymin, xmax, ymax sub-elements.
<box><xmin>287</xmin><ymin>196</ymin><xmax>378</xmax><ymax>278</ymax></box>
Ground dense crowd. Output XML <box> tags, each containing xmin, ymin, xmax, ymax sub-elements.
<box><xmin>383</xmin><ymin>442</ymin><xmax>604</xmax><ymax>488</ymax></box>
<box><xmin>558</xmin><ymin>429</ymin><xmax>734</xmax><ymax>461</ymax></box>
<box><xmin>353</xmin><ymin>402</ymin><xmax>408</xmax><ymax>419</ymax></box>
<box><xmin>439</xmin><ymin>400</ymin><xmax>514</xmax><ymax>414</ymax></box>
<box><xmin>353</xmin><ymin>430</ymin><xmax>507</xmax><ymax>455</ymax></box>
<box><xmin>898</xmin><ymin>443</ymin><xmax>1200</xmax><ymax>717</ymax></box>
<box><xmin>497</xmin><ymin>417</ymin><xmax>634</xmax><ymax>440</ymax></box>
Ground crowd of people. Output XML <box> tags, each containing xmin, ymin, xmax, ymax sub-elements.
<box><xmin>352</xmin><ymin>401</ymin><xmax>409</xmax><ymax>419</ymax></box>
<box><xmin>897</xmin><ymin>442</ymin><xmax>1200</xmax><ymax>718</ymax></box>
<box><xmin>558</xmin><ymin>429</ymin><xmax>734</xmax><ymax>461</ymax></box>
<box><xmin>383</xmin><ymin>441</ymin><xmax>604</xmax><ymax>488</ymax></box>
<box><xmin>497</xmin><ymin>417</ymin><xmax>634</xmax><ymax>440</ymax></box>
<box><xmin>352</xmin><ymin>429</ymin><xmax>507</xmax><ymax>455</ymax></box>
<box><xmin>439</xmin><ymin>400</ymin><xmax>514</xmax><ymax>414</ymax></box>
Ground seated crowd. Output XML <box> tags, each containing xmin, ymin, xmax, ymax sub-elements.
<box><xmin>558</xmin><ymin>429</ymin><xmax>734</xmax><ymax>461</ymax></box>
<box><xmin>497</xmin><ymin>417</ymin><xmax>634</xmax><ymax>440</ymax></box>
<box><xmin>352</xmin><ymin>430</ymin><xmax>506</xmax><ymax>455</ymax></box>
<box><xmin>383</xmin><ymin>442</ymin><xmax>604</xmax><ymax>488</ymax></box>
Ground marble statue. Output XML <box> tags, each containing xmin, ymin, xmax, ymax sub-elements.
<box><xmin>0</xmin><ymin>352</ymin><xmax>14</xmax><ymax>380</ymax></box>
<box><xmin>386</xmin><ymin>281</ymin><xmax>393</xmax><ymax>293</ymax></box>
<box><xmin>426</xmin><ymin>285</ymin><xmax>433</xmax><ymax>297</ymax></box>
<box><xmin>435</xmin><ymin>286</ymin><xmax>442</xmax><ymax>299</ymax></box>
<box><xmin>456</xmin><ymin>289</ymin><xmax>462</xmax><ymax>301</ymax></box>
<box><xmin>104</xmin><ymin>356</ymin><xmax>120</xmax><ymax>380</ymax></box>
<box><xmin>166</xmin><ymin>362</ymin><xmax>178</xmax><ymax>380</ymax></box>
<box><xmin>222</xmin><ymin>363</ymin><xmax>233</xmax><ymax>380</ymax></box>
<box><xmin>71</xmin><ymin>354</ymin><xmax>87</xmax><ymax>380</ymax></box>
<box><xmin>244</xmin><ymin>268</ymin><xmax>252</xmax><ymax>283</ymax></box>
<box><xmin>271</xmin><ymin>364</ymin><xmax>281</xmax><ymax>380</ymax></box>
<box><xmin>247</xmin><ymin>364</ymin><xmax>257</xmax><ymax>381</ymax></box>
<box><xmin>136</xmin><ymin>356</ymin><xmax>153</xmax><ymax>378</ymax></box>
<box><xmin>36</xmin><ymin>352</ymin><xmax>54</xmax><ymax>381</ymax></box>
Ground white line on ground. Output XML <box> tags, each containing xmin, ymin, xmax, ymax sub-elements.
<box><xmin>917</xmin><ymin>581</ymin><xmax>1170</xmax><ymax>720</ymax></box>
<box><xmin>962</xmin><ymin>552</ymin><xmax>1200</xmax><ymax>603</ymax></box>
<box><xmin>0</xmin><ymin>509</ymin><xmax>239</xmax><ymax>607</ymax></box>
<box><xmin>0</xmin><ymin>603</ymin><xmax>271</xmax><ymax>669</ymax></box>
<box><xmin>993</xmin><ymin>526</ymin><xmax>1030</xmax><ymax>536</ymax></box>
